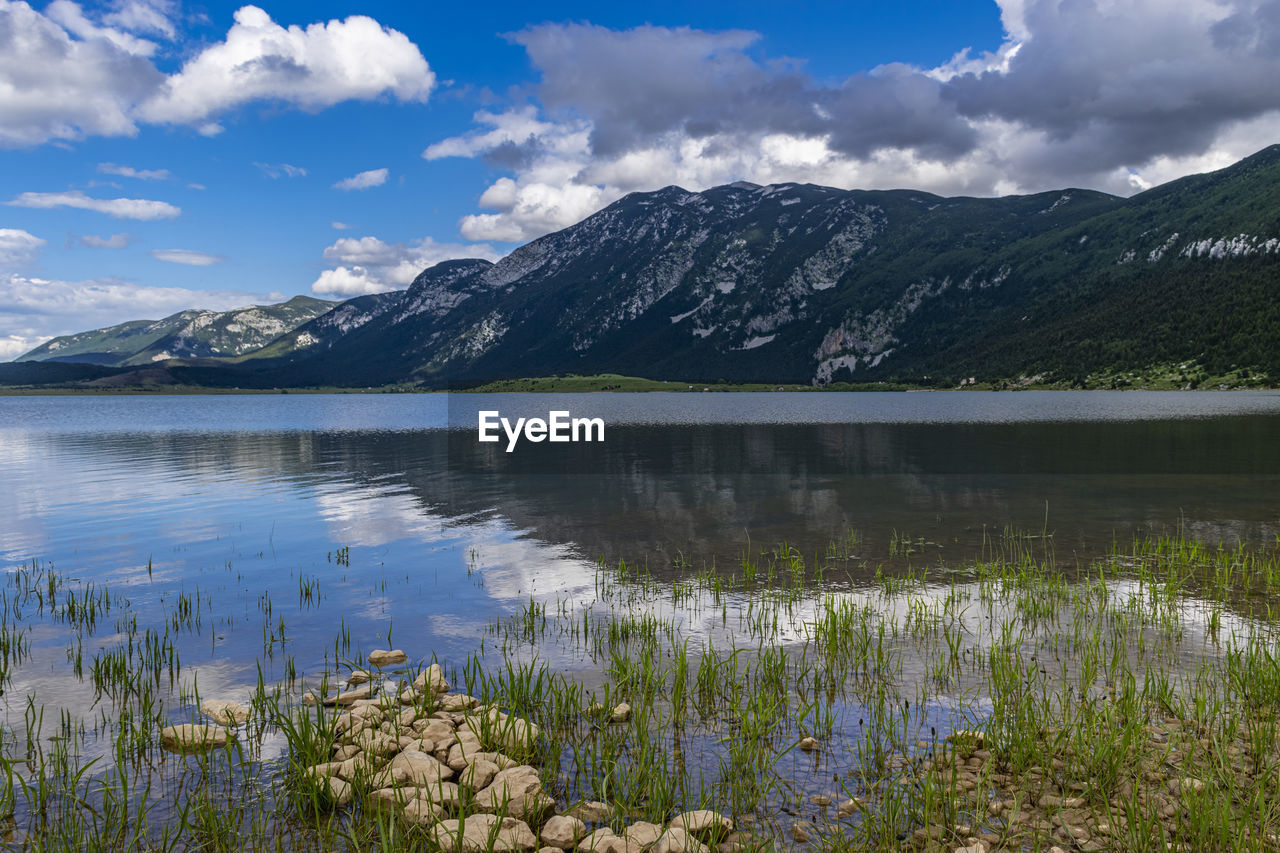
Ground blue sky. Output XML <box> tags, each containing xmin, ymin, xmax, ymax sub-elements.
<box><xmin>2</xmin><ymin>0</ymin><xmax>1279</xmax><ymax>358</ymax></box>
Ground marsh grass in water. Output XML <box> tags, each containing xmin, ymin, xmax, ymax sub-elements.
<box><xmin>0</xmin><ymin>530</ymin><xmax>1279</xmax><ymax>850</ymax></box>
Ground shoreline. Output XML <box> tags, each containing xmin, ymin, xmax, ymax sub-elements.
<box><xmin>3</xmin><ymin>533</ymin><xmax>1279</xmax><ymax>850</ymax></box>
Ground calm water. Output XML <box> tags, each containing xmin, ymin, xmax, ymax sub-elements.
<box><xmin>2</xmin><ymin>391</ymin><xmax>1279</xmax><ymax>716</ymax></box>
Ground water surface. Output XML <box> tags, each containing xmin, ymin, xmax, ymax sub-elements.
<box><xmin>1</xmin><ymin>391</ymin><xmax>1278</xmax><ymax>715</ymax></box>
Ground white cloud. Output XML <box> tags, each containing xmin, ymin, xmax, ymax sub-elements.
<box><xmin>332</xmin><ymin>168</ymin><xmax>388</xmax><ymax>191</ymax></box>
<box><xmin>311</xmin><ymin>235</ymin><xmax>501</xmax><ymax>297</ymax></box>
<box><xmin>0</xmin><ymin>334</ymin><xmax>37</xmax><ymax>360</ymax></box>
<box><xmin>430</xmin><ymin>6</ymin><xmax>1280</xmax><ymax>242</ymax></box>
<box><xmin>149</xmin><ymin>248</ymin><xmax>224</xmax><ymax>266</ymax></box>
<box><xmin>331</xmin><ymin>221</ymin><xmax>352</xmax><ymax>230</ymax></box>
<box><xmin>311</xmin><ymin>266</ymin><xmax>385</xmax><ymax>297</ymax></box>
<box><xmin>98</xmin><ymin>162</ymin><xmax>170</xmax><ymax>180</ymax></box>
<box><xmin>138</xmin><ymin>5</ymin><xmax>435</xmax><ymax>126</ymax></box>
<box><xmin>0</xmin><ymin>272</ymin><xmax>281</xmax><ymax>360</ymax></box>
<box><xmin>254</xmin><ymin>161</ymin><xmax>307</xmax><ymax>179</ymax></box>
<box><xmin>0</xmin><ymin>0</ymin><xmax>163</xmax><ymax>147</ymax></box>
<box><xmin>6</xmin><ymin>190</ymin><xmax>179</xmax><ymax>220</ymax></box>
<box><xmin>102</xmin><ymin>0</ymin><xmax>176</xmax><ymax>39</ymax></box>
<box><xmin>43</xmin><ymin>0</ymin><xmax>158</xmax><ymax>56</ymax></box>
<box><xmin>78</xmin><ymin>232</ymin><xmax>134</xmax><ymax>248</ymax></box>
<box><xmin>0</xmin><ymin>2</ymin><xmax>434</xmax><ymax>147</ymax></box>
<box><xmin>0</xmin><ymin>228</ymin><xmax>46</xmax><ymax>267</ymax></box>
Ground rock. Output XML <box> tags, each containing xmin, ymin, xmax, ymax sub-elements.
<box><xmin>954</xmin><ymin>844</ymin><xmax>984</xmax><ymax>853</ymax></box>
<box><xmin>414</xmin><ymin>663</ymin><xmax>450</xmax><ymax>694</ymax></box>
<box><xmin>421</xmin><ymin>718</ymin><xmax>460</xmax><ymax>746</ymax></box>
<box><xmin>403</xmin><ymin>798</ymin><xmax>444</xmax><ymax>827</ymax></box>
<box><xmin>440</xmin><ymin>693</ymin><xmax>481</xmax><ymax>711</ymax></box>
<box><xmin>610</xmin><ymin>702</ymin><xmax>631</xmax><ymax>723</ymax></box>
<box><xmin>365</xmin><ymin>787</ymin><xmax>413</xmax><ymax>818</ymax></box>
<box><xmin>352</xmin><ymin>731</ymin><xmax>401</xmax><ymax>758</ymax></box>
<box><xmin>430</xmin><ymin>814</ymin><xmax>537</xmax><ymax>853</ymax></box>
<box><xmin>623</xmin><ymin>822</ymin><xmax>663</xmax><ymax>848</ymax></box>
<box><xmin>836</xmin><ymin>798</ymin><xmax>862</xmax><ymax>817</ymax></box>
<box><xmin>652</xmin><ymin>828</ymin><xmax>709</xmax><ymax>853</ymax></box>
<box><xmin>1038</xmin><ymin>794</ymin><xmax>1086</xmax><ymax>809</ymax></box>
<box><xmin>372</xmin><ymin>749</ymin><xmax>454</xmax><ymax>788</ymax></box>
<box><xmin>326</xmin><ymin>685</ymin><xmax>373</xmax><ymax>707</ymax></box>
<box><xmin>577</xmin><ymin>828</ymin><xmax>626</xmax><ymax>853</ymax></box>
<box><xmin>473</xmin><ymin>765</ymin><xmax>545</xmax><ymax>816</ymax></box>
<box><xmin>565</xmin><ymin>801</ymin><xmax>613</xmax><ymax>823</ymax></box>
<box><xmin>671</xmin><ymin>810</ymin><xmax>733</xmax><ymax>840</ymax></box>
<box><xmin>302</xmin><ymin>691</ymin><xmax>319</xmax><ymax>707</ymax></box>
<box><xmin>810</xmin><ymin>795</ymin><xmax>831</xmax><ymax>806</ymax></box>
<box><xmin>714</xmin><ymin>832</ymin><xmax>761</xmax><ymax>853</ymax></box>
<box><xmin>417</xmin><ymin>780</ymin><xmax>463</xmax><ymax>809</ymax></box>
<box><xmin>305</xmin><ymin>760</ymin><xmax>346</xmax><ymax>778</ymax></box>
<box><xmin>1170</xmin><ymin>777</ymin><xmax>1206</xmax><ymax>794</ymax></box>
<box><xmin>199</xmin><ymin>699</ymin><xmax>249</xmax><ymax>726</ymax></box>
<box><xmin>459</xmin><ymin>757</ymin><xmax>501</xmax><ymax>791</ymax></box>
<box><xmin>323</xmin><ymin>776</ymin><xmax>353</xmax><ymax>808</ymax></box>
<box><xmin>463</xmin><ymin>708</ymin><xmax>540</xmax><ymax>756</ymax></box>
<box><xmin>947</xmin><ymin>730</ymin><xmax>985</xmax><ymax>749</ymax></box>
<box><xmin>798</xmin><ymin>736</ymin><xmax>819</xmax><ymax>752</ymax></box>
<box><xmin>368</xmin><ymin>649</ymin><xmax>408</xmax><ymax>668</ymax></box>
<box><xmin>160</xmin><ymin>724</ymin><xmax>231</xmax><ymax>752</ymax></box>
<box><xmin>790</xmin><ymin>823</ymin><xmax>812</xmax><ymax>844</ymax></box>
<box><xmin>347</xmin><ymin>669</ymin><xmax>371</xmax><ymax>686</ymax></box>
<box><xmin>540</xmin><ymin>815</ymin><xmax>588</xmax><ymax>849</ymax></box>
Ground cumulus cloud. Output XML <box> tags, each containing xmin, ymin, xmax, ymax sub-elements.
<box><xmin>6</xmin><ymin>190</ymin><xmax>180</xmax><ymax>220</ymax></box>
<box><xmin>78</xmin><ymin>232</ymin><xmax>134</xmax><ymax>248</ymax></box>
<box><xmin>311</xmin><ymin>235</ymin><xmax>502</xmax><ymax>297</ymax></box>
<box><xmin>254</xmin><ymin>162</ymin><xmax>307</xmax><ymax>179</ymax></box>
<box><xmin>0</xmin><ymin>272</ymin><xmax>281</xmax><ymax>360</ymax></box>
<box><xmin>138</xmin><ymin>6</ymin><xmax>435</xmax><ymax>126</ymax></box>
<box><xmin>98</xmin><ymin>162</ymin><xmax>170</xmax><ymax>180</ymax></box>
<box><xmin>149</xmin><ymin>248</ymin><xmax>224</xmax><ymax>266</ymax></box>
<box><xmin>43</xmin><ymin>0</ymin><xmax>159</xmax><ymax>56</ymax></box>
<box><xmin>102</xmin><ymin>0</ymin><xmax>177</xmax><ymax>39</ymax></box>
<box><xmin>0</xmin><ymin>0</ymin><xmax>163</xmax><ymax>147</ymax></box>
<box><xmin>0</xmin><ymin>228</ymin><xmax>46</xmax><ymax>267</ymax></box>
<box><xmin>332</xmin><ymin>168</ymin><xmax>388</xmax><ymax>191</ymax></box>
<box><xmin>0</xmin><ymin>2</ymin><xmax>434</xmax><ymax>147</ymax></box>
<box><xmin>430</xmin><ymin>3</ymin><xmax>1280</xmax><ymax>242</ymax></box>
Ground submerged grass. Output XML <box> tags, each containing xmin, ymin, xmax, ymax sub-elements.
<box><xmin>1</xmin><ymin>530</ymin><xmax>1279</xmax><ymax>850</ymax></box>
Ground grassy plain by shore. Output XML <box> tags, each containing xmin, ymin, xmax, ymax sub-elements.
<box><xmin>2</xmin><ymin>528</ymin><xmax>1279</xmax><ymax>850</ymax></box>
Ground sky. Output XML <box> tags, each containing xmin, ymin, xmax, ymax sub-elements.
<box><xmin>2</xmin><ymin>0</ymin><xmax>1279</xmax><ymax>360</ymax></box>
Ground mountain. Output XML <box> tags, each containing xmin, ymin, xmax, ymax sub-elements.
<box><xmin>15</xmin><ymin>145</ymin><xmax>1280</xmax><ymax>388</ymax></box>
<box><xmin>18</xmin><ymin>295</ymin><xmax>337</xmax><ymax>367</ymax></box>
<box><xmin>230</xmin><ymin>145</ymin><xmax>1278</xmax><ymax>388</ymax></box>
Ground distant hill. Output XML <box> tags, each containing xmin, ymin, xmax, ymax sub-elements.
<box><xmin>18</xmin><ymin>295</ymin><xmax>337</xmax><ymax>366</ymax></box>
<box><xmin>11</xmin><ymin>145</ymin><xmax>1280</xmax><ymax>389</ymax></box>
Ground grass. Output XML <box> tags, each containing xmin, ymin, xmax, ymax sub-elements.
<box><xmin>1</xmin><ymin>530</ymin><xmax>1280</xmax><ymax>850</ymax></box>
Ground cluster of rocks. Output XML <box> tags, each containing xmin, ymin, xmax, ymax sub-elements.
<box><xmin>899</xmin><ymin>726</ymin><xmax>1219</xmax><ymax>853</ymax></box>
<box><xmin>160</xmin><ymin>698</ymin><xmax>251</xmax><ymax>752</ymax></box>
<box><xmin>297</xmin><ymin>651</ymin><xmax>760</xmax><ymax>853</ymax></box>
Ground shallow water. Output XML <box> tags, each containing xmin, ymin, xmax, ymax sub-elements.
<box><xmin>2</xmin><ymin>391</ymin><xmax>1278</xmax><ymax>708</ymax></box>
<box><xmin>2</xmin><ymin>391</ymin><xmax>1279</xmax><ymax>842</ymax></box>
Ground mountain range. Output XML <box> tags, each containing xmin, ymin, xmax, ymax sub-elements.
<box><xmin>11</xmin><ymin>145</ymin><xmax>1280</xmax><ymax>389</ymax></box>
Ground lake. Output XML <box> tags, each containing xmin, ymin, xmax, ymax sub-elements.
<box><xmin>2</xmin><ymin>391</ymin><xmax>1279</xmax><ymax>845</ymax></box>
<box><xmin>3</xmin><ymin>392</ymin><xmax>1279</xmax><ymax>687</ymax></box>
